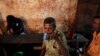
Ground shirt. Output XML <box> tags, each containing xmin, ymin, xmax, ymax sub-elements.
<box><xmin>44</xmin><ymin>39</ymin><xmax>61</xmax><ymax>56</ymax></box>
<box><xmin>88</xmin><ymin>31</ymin><xmax>100</xmax><ymax>56</ymax></box>
<box><xmin>43</xmin><ymin>30</ymin><xmax>68</xmax><ymax>56</ymax></box>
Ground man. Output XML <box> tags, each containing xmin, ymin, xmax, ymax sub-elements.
<box><xmin>87</xmin><ymin>15</ymin><xmax>100</xmax><ymax>56</ymax></box>
<box><xmin>41</xmin><ymin>17</ymin><xmax>69</xmax><ymax>56</ymax></box>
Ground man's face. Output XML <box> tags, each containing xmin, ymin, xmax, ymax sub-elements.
<box><xmin>92</xmin><ymin>18</ymin><xmax>100</xmax><ymax>31</ymax></box>
<box><xmin>44</xmin><ymin>24</ymin><xmax>54</xmax><ymax>34</ymax></box>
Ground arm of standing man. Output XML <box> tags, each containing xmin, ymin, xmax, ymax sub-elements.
<box><xmin>51</xmin><ymin>32</ymin><xmax>69</xmax><ymax>56</ymax></box>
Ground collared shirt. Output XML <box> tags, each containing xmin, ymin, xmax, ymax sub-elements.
<box><xmin>43</xmin><ymin>30</ymin><xmax>68</xmax><ymax>46</ymax></box>
<box><xmin>43</xmin><ymin>30</ymin><xmax>68</xmax><ymax>56</ymax></box>
<box><xmin>44</xmin><ymin>39</ymin><xmax>61</xmax><ymax>56</ymax></box>
<box><xmin>88</xmin><ymin>31</ymin><xmax>100</xmax><ymax>56</ymax></box>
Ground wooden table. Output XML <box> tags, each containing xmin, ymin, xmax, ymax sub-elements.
<box><xmin>0</xmin><ymin>33</ymin><xmax>43</xmax><ymax>44</ymax></box>
<box><xmin>0</xmin><ymin>33</ymin><xmax>43</xmax><ymax>56</ymax></box>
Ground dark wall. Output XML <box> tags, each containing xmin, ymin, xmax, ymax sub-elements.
<box><xmin>75</xmin><ymin>0</ymin><xmax>100</xmax><ymax>33</ymax></box>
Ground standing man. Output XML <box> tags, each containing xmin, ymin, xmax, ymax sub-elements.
<box><xmin>87</xmin><ymin>15</ymin><xmax>100</xmax><ymax>56</ymax></box>
<box><xmin>41</xmin><ymin>17</ymin><xmax>69</xmax><ymax>56</ymax></box>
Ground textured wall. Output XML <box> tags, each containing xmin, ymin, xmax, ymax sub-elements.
<box><xmin>75</xmin><ymin>0</ymin><xmax>100</xmax><ymax>33</ymax></box>
<box><xmin>0</xmin><ymin>0</ymin><xmax>78</xmax><ymax>33</ymax></box>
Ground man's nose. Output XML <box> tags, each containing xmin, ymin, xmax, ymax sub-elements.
<box><xmin>47</xmin><ymin>28</ymin><xmax>50</xmax><ymax>31</ymax></box>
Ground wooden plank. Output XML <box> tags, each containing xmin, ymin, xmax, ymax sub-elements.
<box><xmin>0</xmin><ymin>33</ymin><xmax>43</xmax><ymax>44</ymax></box>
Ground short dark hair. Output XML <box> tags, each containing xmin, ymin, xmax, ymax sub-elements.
<box><xmin>44</xmin><ymin>17</ymin><xmax>56</xmax><ymax>28</ymax></box>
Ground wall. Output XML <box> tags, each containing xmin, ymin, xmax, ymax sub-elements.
<box><xmin>0</xmin><ymin>0</ymin><xmax>78</xmax><ymax>33</ymax></box>
<box><xmin>72</xmin><ymin>0</ymin><xmax>100</xmax><ymax>41</ymax></box>
<box><xmin>75</xmin><ymin>0</ymin><xmax>100</xmax><ymax>33</ymax></box>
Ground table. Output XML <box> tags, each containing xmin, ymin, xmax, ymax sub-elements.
<box><xmin>0</xmin><ymin>33</ymin><xmax>43</xmax><ymax>56</ymax></box>
<box><xmin>0</xmin><ymin>33</ymin><xmax>43</xmax><ymax>44</ymax></box>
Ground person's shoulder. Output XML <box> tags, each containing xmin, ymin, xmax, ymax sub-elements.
<box><xmin>55</xmin><ymin>30</ymin><xmax>65</xmax><ymax>37</ymax></box>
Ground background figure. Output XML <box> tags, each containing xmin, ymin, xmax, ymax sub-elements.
<box><xmin>7</xmin><ymin>15</ymin><xmax>25</xmax><ymax>35</ymax></box>
<box><xmin>87</xmin><ymin>15</ymin><xmax>100</xmax><ymax>56</ymax></box>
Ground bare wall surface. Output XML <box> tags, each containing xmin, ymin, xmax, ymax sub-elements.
<box><xmin>0</xmin><ymin>0</ymin><xmax>78</xmax><ymax>33</ymax></box>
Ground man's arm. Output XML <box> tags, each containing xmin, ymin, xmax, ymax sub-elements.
<box><xmin>56</xmin><ymin>31</ymin><xmax>69</xmax><ymax>55</ymax></box>
<box><xmin>56</xmin><ymin>37</ymin><xmax>68</xmax><ymax>56</ymax></box>
<box><xmin>51</xmin><ymin>32</ymin><xmax>68</xmax><ymax>56</ymax></box>
<box><xmin>56</xmin><ymin>31</ymin><xmax>68</xmax><ymax>49</ymax></box>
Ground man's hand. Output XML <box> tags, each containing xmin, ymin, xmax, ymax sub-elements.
<box><xmin>50</xmin><ymin>32</ymin><xmax>68</xmax><ymax>56</ymax></box>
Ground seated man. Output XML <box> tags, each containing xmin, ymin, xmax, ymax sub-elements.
<box><xmin>87</xmin><ymin>15</ymin><xmax>100</xmax><ymax>56</ymax></box>
<box><xmin>41</xmin><ymin>17</ymin><xmax>69</xmax><ymax>56</ymax></box>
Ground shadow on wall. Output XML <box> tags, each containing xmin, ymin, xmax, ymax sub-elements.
<box><xmin>0</xmin><ymin>14</ymin><xmax>37</xmax><ymax>36</ymax></box>
<box><xmin>18</xmin><ymin>16</ymin><xmax>35</xmax><ymax>34</ymax></box>
<box><xmin>6</xmin><ymin>15</ymin><xmax>32</xmax><ymax>35</ymax></box>
<box><xmin>0</xmin><ymin>14</ymin><xmax>43</xmax><ymax>36</ymax></box>
<box><xmin>7</xmin><ymin>15</ymin><xmax>36</xmax><ymax>34</ymax></box>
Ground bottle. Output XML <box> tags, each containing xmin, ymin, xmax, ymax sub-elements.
<box><xmin>13</xmin><ymin>51</ymin><xmax>24</xmax><ymax>56</ymax></box>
